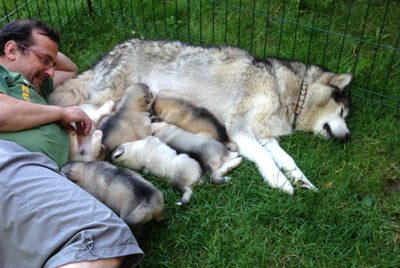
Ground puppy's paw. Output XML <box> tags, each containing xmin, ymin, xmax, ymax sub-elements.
<box><xmin>211</xmin><ymin>174</ymin><xmax>230</xmax><ymax>184</ymax></box>
<box><xmin>104</xmin><ymin>100</ymin><xmax>115</xmax><ymax>111</ymax></box>
<box><xmin>223</xmin><ymin>176</ymin><xmax>231</xmax><ymax>182</ymax></box>
<box><xmin>92</xmin><ymin>129</ymin><xmax>103</xmax><ymax>139</ymax></box>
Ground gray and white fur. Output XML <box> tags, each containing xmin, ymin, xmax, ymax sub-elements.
<box><xmin>51</xmin><ymin>39</ymin><xmax>353</xmax><ymax>194</ymax></box>
<box><xmin>151</xmin><ymin>122</ymin><xmax>242</xmax><ymax>184</ymax></box>
<box><xmin>111</xmin><ymin>136</ymin><xmax>202</xmax><ymax>205</ymax></box>
<box><xmin>99</xmin><ymin>83</ymin><xmax>153</xmax><ymax>151</ymax></box>
<box><xmin>61</xmin><ymin>161</ymin><xmax>164</xmax><ymax>228</ymax></box>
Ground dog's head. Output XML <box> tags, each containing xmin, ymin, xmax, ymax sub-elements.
<box><xmin>61</xmin><ymin>162</ymin><xmax>85</xmax><ymax>183</ymax></box>
<box><xmin>298</xmin><ymin>67</ymin><xmax>353</xmax><ymax>142</ymax></box>
<box><xmin>120</xmin><ymin>83</ymin><xmax>155</xmax><ymax>113</ymax></box>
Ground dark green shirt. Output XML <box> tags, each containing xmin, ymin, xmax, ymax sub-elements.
<box><xmin>0</xmin><ymin>64</ymin><xmax>70</xmax><ymax>168</ymax></box>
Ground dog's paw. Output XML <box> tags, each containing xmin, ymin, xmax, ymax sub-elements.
<box><xmin>294</xmin><ymin>177</ymin><xmax>318</xmax><ymax>191</ymax></box>
<box><xmin>280</xmin><ymin>183</ymin><xmax>294</xmax><ymax>195</ymax></box>
<box><xmin>223</xmin><ymin>176</ymin><xmax>231</xmax><ymax>182</ymax></box>
<box><xmin>269</xmin><ymin>173</ymin><xmax>294</xmax><ymax>195</ymax></box>
<box><xmin>211</xmin><ymin>173</ymin><xmax>230</xmax><ymax>184</ymax></box>
<box><xmin>103</xmin><ymin>100</ymin><xmax>115</xmax><ymax>112</ymax></box>
<box><xmin>93</xmin><ymin>129</ymin><xmax>103</xmax><ymax>137</ymax></box>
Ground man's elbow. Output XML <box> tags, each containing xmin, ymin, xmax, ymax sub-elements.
<box><xmin>53</xmin><ymin>70</ymin><xmax>78</xmax><ymax>88</ymax></box>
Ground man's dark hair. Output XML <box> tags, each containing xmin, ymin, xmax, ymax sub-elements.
<box><xmin>0</xmin><ymin>19</ymin><xmax>60</xmax><ymax>56</ymax></box>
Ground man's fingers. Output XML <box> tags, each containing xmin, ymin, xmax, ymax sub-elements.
<box><xmin>76</xmin><ymin>122</ymin><xmax>84</xmax><ymax>135</ymax></box>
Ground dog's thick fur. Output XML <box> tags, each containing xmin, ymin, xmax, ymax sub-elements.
<box><xmin>51</xmin><ymin>38</ymin><xmax>353</xmax><ymax>194</ymax></box>
<box><xmin>99</xmin><ymin>83</ymin><xmax>153</xmax><ymax>151</ymax></box>
<box><xmin>152</xmin><ymin>90</ymin><xmax>236</xmax><ymax>150</ymax></box>
<box><xmin>151</xmin><ymin>122</ymin><xmax>243</xmax><ymax>184</ymax></box>
<box><xmin>111</xmin><ymin>136</ymin><xmax>202</xmax><ymax>205</ymax></box>
<box><xmin>61</xmin><ymin>161</ymin><xmax>164</xmax><ymax>228</ymax></box>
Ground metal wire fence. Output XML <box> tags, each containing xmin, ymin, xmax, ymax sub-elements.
<box><xmin>1</xmin><ymin>0</ymin><xmax>399</xmax><ymax>112</ymax></box>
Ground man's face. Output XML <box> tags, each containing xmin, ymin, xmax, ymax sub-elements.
<box><xmin>16</xmin><ymin>30</ymin><xmax>58</xmax><ymax>89</ymax></box>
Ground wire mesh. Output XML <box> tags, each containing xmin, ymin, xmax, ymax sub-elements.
<box><xmin>1</xmin><ymin>0</ymin><xmax>399</xmax><ymax>112</ymax></box>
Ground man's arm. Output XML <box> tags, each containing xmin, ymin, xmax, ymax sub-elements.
<box><xmin>0</xmin><ymin>93</ymin><xmax>91</xmax><ymax>134</ymax></box>
<box><xmin>53</xmin><ymin>52</ymin><xmax>78</xmax><ymax>87</ymax></box>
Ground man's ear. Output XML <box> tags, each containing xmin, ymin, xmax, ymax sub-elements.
<box><xmin>3</xmin><ymin>40</ymin><xmax>19</xmax><ymax>60</ymax></box>
<box><xmin>329</xmin><ymin>73</ymin><xmax>353</xmax><ymax>90</ymax></box>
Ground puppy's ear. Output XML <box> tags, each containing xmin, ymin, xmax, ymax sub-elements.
<box><xmin>112</xmin><ymin>148</ymin><xmax>124</xmax><ymax>159</ymax></box>
<box><xmin>329</xmin><ymin>73</ymin><xmax>353</xmax><ymax>90</ymax></box>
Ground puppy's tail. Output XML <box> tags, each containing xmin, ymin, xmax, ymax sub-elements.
<box><xmin>176</xmin><ymin>186</ymin><xmax>193</xmax><ymax>206</ymax></box>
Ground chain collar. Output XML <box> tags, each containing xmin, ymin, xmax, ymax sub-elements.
<box><xmin>292</xmin><ymin>80</ymin><xmax>308</xmax><ymax>129</ymax></box>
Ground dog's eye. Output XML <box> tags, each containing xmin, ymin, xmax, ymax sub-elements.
<box><xmin>340</xmin><ymin>108</ymin><xmax>344</xmax><ymax>117</ymax></box>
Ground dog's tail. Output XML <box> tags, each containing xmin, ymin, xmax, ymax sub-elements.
<box><xmin>176</xmin><ymin>186</ymin><xmax>193</xmax><ymax>206</ymax></box>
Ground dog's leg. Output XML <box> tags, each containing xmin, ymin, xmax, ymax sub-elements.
<box><xmin>177</xmin><ymin>186</ymin><xmax>193</xmax><ymax>206</ymax></box>
<box><xmin>90</xmin><ymin>130</ymin><xmax>105</xmax><ymax>160</ymax></box>
<box><xmin>91</xmin><ymin>100</ymin><xmax>115</xmax><ymax>125</ymax></box>
<box><xmin>260</xmin><ymin>138</ymin><xmax>317</xmax><ymax>191</ymax></box>
<box><xmin>232</xmin><ymin>132</ymin><xmax>294</xmax><ymax>194</ymax></box>
<box><xmin>216</xmin><ymin>154</ymin><xmax>243</xmax><ymax>176</ymax></box>
<box><xmin>68</xmin><ymin>132</ymin><xmax>79</xmax><ymax>161</ymax></box>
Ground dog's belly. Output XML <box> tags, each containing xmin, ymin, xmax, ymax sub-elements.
<box><xmin>141</xmin><ymin>71</ymin><xmax>238</xmax><ymax>123</ymax></box>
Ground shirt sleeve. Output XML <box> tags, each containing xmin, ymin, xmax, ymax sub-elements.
<box><xmin>0</xmin><ymin>75</ymin><xmax>9</xmax><ymax>95</ymax></box>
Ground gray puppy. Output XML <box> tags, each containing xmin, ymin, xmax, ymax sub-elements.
<box><xmin>99</xmin><ymin>83</ymin><xmax>154</xmax><ymax>151</ymax></box>
<box><xmin>151</xmin><ymin>122</ymin><xmax>242</xmax><ymax>184</ymax></box>
<box><xmin>112</xmin><ymin>136</ymin><xmax>202</xmax><ymax>205</ymax></box>
<box><xmin>61</xmin><ymin>161</ymin><xmax>164</xmax><ymax>228</ymax></box>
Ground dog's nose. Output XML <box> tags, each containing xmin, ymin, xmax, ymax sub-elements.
<box><xmin>342</xmin><ymin>132</ymin><xmax>351</xmax><ymax>143</ymax></box>
<box><xmin>336</xmin><ymin>132</ymin><xmax>351</xmax><ymax>143</ymax></box>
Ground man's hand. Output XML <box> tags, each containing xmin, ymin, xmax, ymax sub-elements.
<box><xmin>59</xmin><ymin>106</ymin><xmax>92</xmax><ymax>136</ymax></box>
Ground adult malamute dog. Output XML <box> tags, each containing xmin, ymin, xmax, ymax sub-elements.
<box><xmin>51</xmin><ymin>39</ymin><xmax>352</xmax><ymax>194</ymax></box>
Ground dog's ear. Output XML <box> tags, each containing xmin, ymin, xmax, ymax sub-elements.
<box><xmin>329</xmin><ymin>73</ymin><xmax>353</xmax><ymax>90</ymax></box>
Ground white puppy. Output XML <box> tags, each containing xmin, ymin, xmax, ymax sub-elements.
<box><xmin>112</xmin><ymin>136</ymin><xmax>202</xmax><ymax>205</ymax></box>
<box><xmin>151</xmin><ymin>122</ymin><xmax>243</xmax><ymax>184</ymax></box>
<box><xmin>69</xmin><ymin>100</ymin><xmax>115</xmax><ymax>161</ymax></box>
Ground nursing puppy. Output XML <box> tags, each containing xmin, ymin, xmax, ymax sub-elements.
<box><xmin>152</xmin><ymin>91</ymin><xmax>237</xmax><ymax>150</ymax></box>
<box><xmin>99</xmin><ymin>83</ymin><xmax>154</xmax><ymax>151</ymax></box>
<box><xmin>151</xmin><ymin>122</ymin><xmax>242</xmax><ymax>184</ymax></box>
<box><xmin>112</xmin><ymin>136</ymin><xmax>202</xmax><ymax>205</ymax></box>
<box><xmin>69</xmin><ymin>100</ymin><xmax>115</xmax><ymax>161</ymax></box>
<box><xmin>61</xmin><ymin>161</ymin><xmax>164</xmax><ymax>228</ymax></box>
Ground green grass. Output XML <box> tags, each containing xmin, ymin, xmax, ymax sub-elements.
<box><xmin>2</xmin><ymin>0</ymin><xmax>400</xmax><ymax>267</ymax></box>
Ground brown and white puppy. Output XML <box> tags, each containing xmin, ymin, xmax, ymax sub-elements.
<box><xmin>69</xmin><ymin>100</ymin><xmax>115</xmax><ymax>161</ymax></box>
<box><xmin>111</xmin><ymin>136</ymin><xmax>202</xmax><ymax>205</ymax></box>
<box><xmin>151</xmin><ymin>122</ymin><xmax>242</xmax><ymax>184</ymax></box>
<box><xmin>61</xmin><ymin>161</ymin><xmax>164</xmax><ymax>229</ymax></box>
<box><xmin>99</xmin><ymin>83</ymin><xmax>154</xmax><ymax>151</ymax></box>
<box><xmin>152</xmin><ymin>90</ymin><xmax>237</xmax><ymax>150</ymax></box>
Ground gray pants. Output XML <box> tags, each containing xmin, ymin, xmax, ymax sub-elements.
<box><xmin>0</xmin><ymin>140</ymin><xmax>144</xmax><ymax>267</ymax></box>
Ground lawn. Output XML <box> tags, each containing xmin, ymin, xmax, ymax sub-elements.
<box><xmin>2</xmin><ymin>0</ymin><xmax>399</xmax><ymax>267</ymax></box>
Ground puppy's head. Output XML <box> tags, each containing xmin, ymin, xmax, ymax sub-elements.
<box><xmin>121</xmin><ymin>83</ymin><xmax>155</xmax><ymax>112</ymax></box>
<box><xmin>61</xmin><ymin>162</ymin><xmax>85</xmax><ymax>183</ymax></box>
